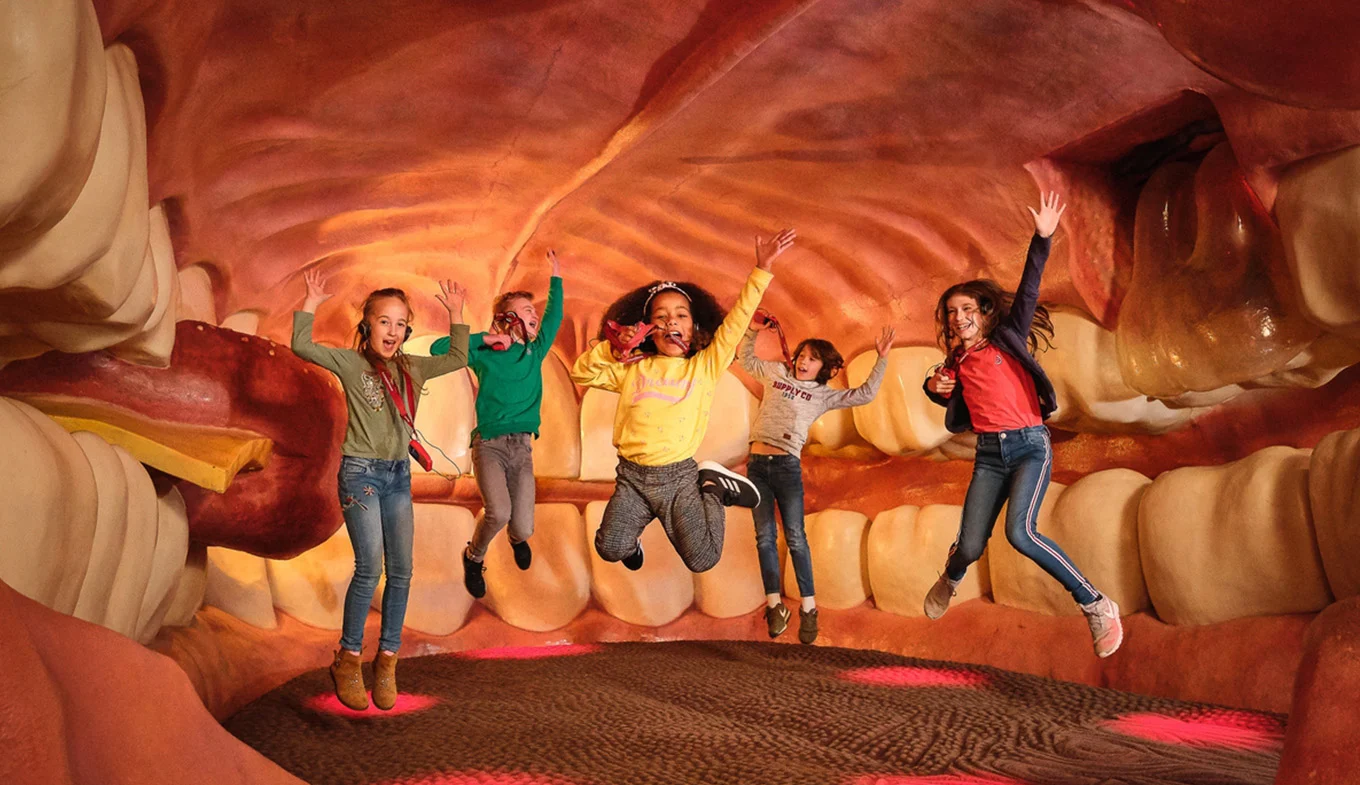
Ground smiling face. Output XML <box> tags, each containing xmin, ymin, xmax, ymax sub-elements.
<box><xmin>946</xmin><ymin>293</ymin><xmax>988</xmax><ymax>349</ymax></box>
<box><xmin>500</xmin><ymin>296</ymin><xmax>540</xmax><ymax>341</ymax></box>
<box><xmin>364</xmin><ymin>296</ymin><xmax>412</xmax><ymax>360</ymax></box>
<box><xmin>648</xmin><ymin>291</ymin><xmax>693</xmax><ymax>357</ymax></box>
<box><xmin>793</xmin><ymin>346</ymin><xmax>826</xmax><ymax>382</ymax></box>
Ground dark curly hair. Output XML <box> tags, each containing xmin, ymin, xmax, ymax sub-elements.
<box><xmin>597</xmin><ymin>281</ymin><xmax>726</xmax><ymax>358</ymax></box>
<box><xmin>934</xmin><ymin>279</ymin><xmax>1054</xmax><ymax>360</ymax></box>
<box><xmin>790</xmin><ymin>338</ymin><xmax>844</xmax><ymax>384</ymax></box>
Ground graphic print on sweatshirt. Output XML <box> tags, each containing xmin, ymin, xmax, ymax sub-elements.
<box><xmin>629</xmin><ymin>371</ymin><xmax>697</xmax><ymax>405</ymax></box>
<box><xmin>771</xmin><ymin>378</ymin><xmax>815</xmax><ymax>402</ymax></box>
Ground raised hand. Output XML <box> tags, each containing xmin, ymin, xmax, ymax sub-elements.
<box><xmin>547</xmin><ymin>248</ymin><xmax>561</xmax><ymax>277</ymax></box>
<box><xmin>875</xmin><ymin>326</ymin><xmax>896</xmax><ymax>358</ymax></box>
<box><xmin>1028</xmin><ymin>191</ymin><xmax>1067</xmax><ymax>238</ymax></box>
<box><xmin>755</xmin><ymin>228</ymin><xmax>797</xmax><ymax>271</ymax></box>
<box><xmin>436</xmin><ymin>279</ymin><xmax>467</xmax><ymax>321</ymax></box>
<box><xmin>302</xmin><ymin>269</ymin><xmax>333</xmax><ymax>313</ymax></box>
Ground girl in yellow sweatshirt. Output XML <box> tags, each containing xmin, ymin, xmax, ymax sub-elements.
<box><xmin>570</xmin><ymin>229</ymin><xmax>796</xmax><ymax>572</ymax></box>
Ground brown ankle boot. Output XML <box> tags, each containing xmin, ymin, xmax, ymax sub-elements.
<box><xmin>372</xmin><ymin>651</ymin><xmax>399</xmax><ymax>711</ymax></box>
<box><xmin>329</xmin><ymin>649</ymin><xmax>368</xmax><ymax>710</ymax></box>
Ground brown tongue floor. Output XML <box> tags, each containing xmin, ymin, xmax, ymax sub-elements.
<box><xmin>224</xmin><ymin>641</ymin><xmax>1284</xmax><ymax>785</ymax></box>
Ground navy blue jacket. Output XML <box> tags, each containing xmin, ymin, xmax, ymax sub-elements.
<box><xmin>923</xmin><ymin>233</ymin><xmax>1058</xmax><ymax>434</ymax></box>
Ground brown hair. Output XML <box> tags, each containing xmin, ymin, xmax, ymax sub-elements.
<box><xmin>791</xmin><ymin>338</ymin><xmax>844</xmax><ymax>384</ymax></box>
<box><xmin>934</xmin><ymin>279</ymin><xmax>1054</xmax><ymax>359</ymax></box>
<box><xmin>354</xmin><ymin>287</ymin><xmax>413</xmax><ymax>368</ymax></box>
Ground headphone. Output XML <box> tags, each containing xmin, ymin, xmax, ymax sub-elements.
<box><xmin>357</xmin><ymin>320</ymin><xmax>413</xmax><ymax>343</ymax></box>
<box><xmin>978</xmin><ymin>298</ymin><xmax>994</xmax><ymax>315</ymax></box>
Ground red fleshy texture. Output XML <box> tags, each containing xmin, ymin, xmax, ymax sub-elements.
<box><xmin>393</xmin><ymin>772</ymin><xmax>575</xmax><ymax>785</ymax></box>
<box><xmin>839</xmin><ymin>665</ymin><xmax>990</xmax><ymax>689</ymax></box>
<box><xmin>848</xmin><ymin>774</ymin><xmax>1023</xmax><ymax>785</ymax></box>
<box><xmin>1103</xmin><ymin>709</ymin><xmax>1286</xmax><ymax>752</ymax></box>
<box><xmin>305</xmin><ymin>693</ymin><xmax>440</xmax><ymax>719</ymax></box>
<box><xmin>454</xmin><ymin>644</ymin><xmax>603</xmax><ymax>660</ymax></box>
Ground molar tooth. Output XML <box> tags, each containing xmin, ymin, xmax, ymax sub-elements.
<box><xmin>868</xmin><ymin>504</ymin><xmax>988</xmax><ymax>617</ymax></box>
<box><xmin>1309</xmin><ymin>427</ymin><xmax>1360</xmax><ymax>601</ymax></box>
<box><xmin>481</xmin><ymin>504</ymin><xmax>589</xmax><ymax>631</ymax></box>
<box><xmin>693</xmin><ymin>507</ymin><xmax>765</xmax><ymax>618</ymax></box>
<box><xmin>372</xmin><ymin>504</ymin><xmax>476</xmax><ymax>635</ymax></box>
<box><xmin>585</xmin><ymin>500</ymin><xmax>693</xmax><ymax>627</ymax></box>
<box><xmin>266</xmin><ymin>526</ymin><xmax>352</xmax><ymax>630</ymax></box>
<box><xmin>205</xmin><ymin>548</ymin><xmax>276</xmax><ymax>629</ymax></box>
<box><xmin>847</xmin><ymin>347</ymin><xmax>951</xmax><ymax>455</ymax></box>
<box><xmin>786</xmin><ymin>509</ymin><xmax>871</xmax><ymax>610</ymax></box>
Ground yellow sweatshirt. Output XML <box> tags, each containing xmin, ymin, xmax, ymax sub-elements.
<box><xmin>571</xmin><ymin>268</ymin><xmax>774</xmax><ymax>466</ymax></box>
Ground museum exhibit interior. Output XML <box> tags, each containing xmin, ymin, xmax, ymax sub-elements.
<box><xmin>2</xmin><ymin>1</ymin><xmax>1360</xmax><ymax>783</ymax></box>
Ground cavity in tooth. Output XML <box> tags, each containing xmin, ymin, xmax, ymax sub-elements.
<box><xmin>371</xmin><ymin>504</ymin><xmax>475</xmax><ymax>635</ymax></box>
<box><xmin>205</xmin><ymin>547</ymin><xmax>277</xmax><ymax>629</ymax></box>
<box><xmin>786</xmin><ymin>509</ymin><xmax>871</xmax><ymax>610</ymax></box>
<box><xmin>1309</xmin><ymin>427</ymin><xmax>1360</xmax><ymax>601</ymax></box>
<box><xmin>693</xmin><ymin>507</ymin><xmax>765</xmax><ymax>618</ymax></box>
<box><xmin>847</xmin><ymin>347</ymin><xmax>952</xmax><ymax>455</ymax></box>
<box><xmin>1140</xmin><ymin>445</ymin><xmax>1331</xmax><ymax>625</ymax></box>
<box><xmin>481</xmin><ymin>504</ymin><xmax>589</xmax><ymax>631</ymax></box>
<box><xmin>585</xmin><ymin>500</ymin><xmax>693</xmax><ymax>627</ymax></box>
<box><xmin>868</xmin><ymin>504</ymin><xmax>989</xmax><ymax>617</ymax></box>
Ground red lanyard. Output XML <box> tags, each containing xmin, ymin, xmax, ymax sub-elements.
<box><xmin>754</xmin><ymin>308</ymin><xmax>792</xmax><ymax>365</ymax></box>
<box><xmin>373</xmin><ymin>363</ymin><xmax>433</xmax><ymax>471</ymax></box>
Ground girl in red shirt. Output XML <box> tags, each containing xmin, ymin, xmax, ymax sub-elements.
<box><xmin>921</xmin><ymin>192</ymin><xmax>1123</xmax><ymax>658</ymax></box>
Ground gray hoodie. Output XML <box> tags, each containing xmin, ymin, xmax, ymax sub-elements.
<box><xmin>738</xmin><ymin>329</ymin><xmax>888</xmax><ymax>456</ymax></box>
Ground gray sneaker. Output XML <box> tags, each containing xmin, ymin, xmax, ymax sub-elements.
<box><xmin>764</xmin><ymin>603</ymin><xmax>791</xmax><ymax>638</ymax></box>
<box><xmin>923</xmin><ymin>574</ymin><xmax>960</xmax><ymax>620</ymax></box>
<box><xmin>1081</xmin><ymin>596</ymin><xmax>1124</xmax><ymax>658</ymax></box>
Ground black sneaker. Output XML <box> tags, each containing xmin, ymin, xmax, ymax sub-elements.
<box><xmin>798</xmin><ymin>607</ymin><xmax>819</xmax><ymax>645</ymax></box>
<box><xmin>462</xmin><ymin>546</ymin><xmax>486</xmax><ymax>599</ymax></box>
<box><xmin>511</xmin><ymin>539</ymin><xmax>532</xmax><ymax>570</ymax></box>
<box><xmin>621</xmin><ymin>541</ymin><xmax>644</xmax><ymax>571</ymax></box>
<box><xmin>697</xmin><ymin>461</ymin><xmax>760</xmax><ymax>508</ymax></box>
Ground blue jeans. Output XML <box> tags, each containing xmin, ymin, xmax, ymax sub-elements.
<box><xmin>337</xmin><ymin>456</ymin><xmax>415</xmax><ymax>653</ymax></box>
<box><xmin>748</xmin><ymin>453</ymin><xmax>815</xmax><ymax>597</ymax></box>
<box><xmin>944</xmin><ymin>425</ymin><xmax>1100</xmax><ymax>606</ymax></box>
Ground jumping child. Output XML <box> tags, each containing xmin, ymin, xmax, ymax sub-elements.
<box><xmin>739</xmin><ymin>319</ymin><xmax>894</xmax><ymax>643</ymax></box>
<box><xmin>431</xmin><ymin>251</ymin><xmax>564</xmax><ymax>599</ymax></box>
<box><xmin>293</xmin><ymin>270</ymin><xmax>470</xmax><ymax>710</ymax></box>
<box><xmin>570</xmin><ymin>229</ymin><xmax>797</xmax><ymax>572</ymax></box>
<box><xmin>921</xmin><ymin>192</ymin><xmax>1123</xmax><ymax>658</ymax></box>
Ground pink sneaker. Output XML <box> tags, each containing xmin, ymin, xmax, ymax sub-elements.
<box><xmin>1081</xmin><ymin>596</ymin><xmax>1124</xmax><ymax>658</ymax></box>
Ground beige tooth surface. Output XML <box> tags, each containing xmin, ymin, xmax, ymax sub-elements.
<box><xmin>407</xmin><ymin>334</ymin><xmax>476</xmax><ymax>475</ymax></box>
<box><xmin>535</xmin><ymin>353</ymin><xmax>582</xmax><ymax>478</ymax></box>
<box><xmin>989</xmin><ymin>471</ymin><xmax>1151</xmax><ymax>616</ymax></box>
<box><xmin>693</xmin><ymin>371</ymin><xmax>759</xmax><ymax>467</ymax></box>
<box><xmin>785</xmin><ymin>509</ymin><xmax>871</xmax><ymax>610</ymax></box>
<box><xmin>578</xmin><ymin>388</ymin><xmax>621</xmax><ymax>481</ymax></box>
<box><xmin>205</xmin><ymin>547</ymin><xmax>277</xmax><ymax>630</ymax></box>
<box><xmin>481</xmin><ymin>503</ymin><xmax>589</xmax><ymax>631</ymax></box>
<box><xmin>0</xmin><ymin>0</ymin><xmax>104</xmax><ymax>255</ymax></box>
<box><xmin>104</xmin><ymin>444</ymin><xmax>160</xmax><ymax>636</ymax></box>
<box><xmin>267</xmin><ymin>525</ymin><xmax>352</xmax><ymax>630</ymax></box>
<box><xmin>176</xmin><ymin>264</ymin><xmax>219</xmax><ymax>324</ymax></box>
<box><xmin>218</xmin><ymin>310</ymin><xmax>262</xmax><ymax>337</ymax></box>
<box><xmin>109</xmin><ymin>203</ymin><xmax>180</xmax><ymax>367</ymax></box>
<box><xmin>1140</xmin><ymin>445</ymin><xmax>1331</xmax><ymax>625</ymax></box>
<box><xmin>1309</xmin><ymin>427</ymin><xmax>1360</xmax><ymax>601</ymax></box>
<box><xmin>134</xmin><ymin>488</ymin><xmax>190</xmax><ymax>644</ymax></box>
<box><xmin>1276</xmin><ymin>145</ymin><xmax>1360</xmax><ymax>338</ymax></box>
<box><xmin>868</xmin><ymin>504</ymin><xmax>988</xmax><ymax>617</ymax></box>
<box><xmin>693</xmin><ymin>507</ymin><xmax>765</xmax><ymax>619</ymax></box>
<box><xmin>161</xmin><ymin>545</ymin><xmax>208</xmax><ymax>629</ymax></box>
<box><xmin>373</xmin><ymin>504</ymin><xmax>476</xmax><ymax>635</ymax></box>
<box><xmin>848</xmin><ymin>347</ymin><xmax>951</xmax><ymax>455</ymax></box>
<box><xmin>1246</xmin><ymin>334</ymin><xmax>1360</xmax><ymax>390</ymax></box>
<box><xmin>585</xmin><ymin>500</ymin><xmax>694</xmax><ymax>627</ymax></box>
<box><xmin>0</xmin><ymin>398</ymin><xmax>97</xmax><ymax>615</ymax></box>
<box><xmin>1042</xmin><ymin>309</ymin><xmax>1198</xmax><ymax>434</ymax></box>
<box><xmin>70</xmin><ymin>431</ymin><xmax>131</xmax><ymax>624</ymax></box>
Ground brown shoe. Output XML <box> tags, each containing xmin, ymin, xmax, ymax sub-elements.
<box><xmin>372</xmin><ymin>651</ymin><xmax>399</xmax><ymax>710</ymax></box>
<box><xmin>798</xmin><ymin>608</ymin><xmax>819</xmax><ymax>645</ymax></box>
<box><xmin>330</xmin><ymin>650</ymin><xmax>368</xmax><ymax>711</ymax></box>
<box><xmin>764</xmin><ymin>603</ymin><xmax>791</xmax><ymax>638</ymax></box>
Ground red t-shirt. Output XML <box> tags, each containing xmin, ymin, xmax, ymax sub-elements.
<box><xmin>955</xmin><ymin>343</ymin><xmax>1042</xmax><ymax>432</ymax></box>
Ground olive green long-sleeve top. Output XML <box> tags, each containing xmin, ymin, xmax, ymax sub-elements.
<box><xmin>292</xmin><ymin>311</ymin><xmax>470</xmax><ymax>460</ymax></box>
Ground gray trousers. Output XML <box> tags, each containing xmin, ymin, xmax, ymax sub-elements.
<box><xmin>469</xmin><ymin>433</ymin><xmax>535</xmax><ymax>558</ymax></box>
<box><xmin>597</xmin><ymin>457</ymin><xmax>725</xmax><ymax>573</ymax></box>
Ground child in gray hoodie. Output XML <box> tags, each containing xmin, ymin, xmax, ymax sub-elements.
<box><xmin>738</xmin><ymin>316</ymin><xmax>893</xmax><ymax>643</ymax></box>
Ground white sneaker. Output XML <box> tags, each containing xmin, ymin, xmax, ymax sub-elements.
<box><xmin>923</xmin><ymin>574</ymin><xmax>960</xmax><ymax>620</ymax></box>
<box><xmin>1081</xmin><ymin>596</ymin><xmax>1124</xmax><ymax>658</ymax></box>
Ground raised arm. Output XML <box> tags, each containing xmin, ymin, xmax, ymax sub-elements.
<box><xmin>827</xmin><ymin>327</ymin><xmax>894</xmax><ymax>409</ymax></box>
<box><xmin>532</xmin><ymin>250</ymin><xmax>565</xmax><ymax>356</ymax></box>
<box><xmin>570</xmin><ymin>341</ymin><xmax>627</xmax><ymax>392</ymax></box>
<box><xmin>410</xmin><ymin>279</ymin><xmax>471</xmax><ymax>378</ymax></box>
<box><xmin>700</xmin><ymin>228</ymin><xmax>794</xmax><ymax>375</ymax></box>
<box><xmin>737</xmin><ymin>327</ymin><xmax>783</xmax><ymax>382</ymax></box>
<box><xmin>1006</xmin><ymin>192</ymin><xmax>1063</xmax><ymax>336</ymax></box>
<box><xmin>291</xmin><ymin>270</ymin><xmax>348</xmax><ymax>373</ymax></box>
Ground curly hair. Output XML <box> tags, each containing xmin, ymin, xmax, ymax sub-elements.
<box><xmin>597</xmin><ymin>281</ymin><xmax>726</xmax><ymax>358</ymax></box>
<box><xmin>353</xmin><ymin>287</ymin><xmax>413</xmax><ymax>370</ymax></box>
<box><xmin>791</xmin><ymin>338</ymin><xmax>844</xmax><ymax>385</ymax></box>
<box><xmin>934</xmin><ymin>279</ymin><xmax>1054</xmax><ymax>360</ymax></box>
